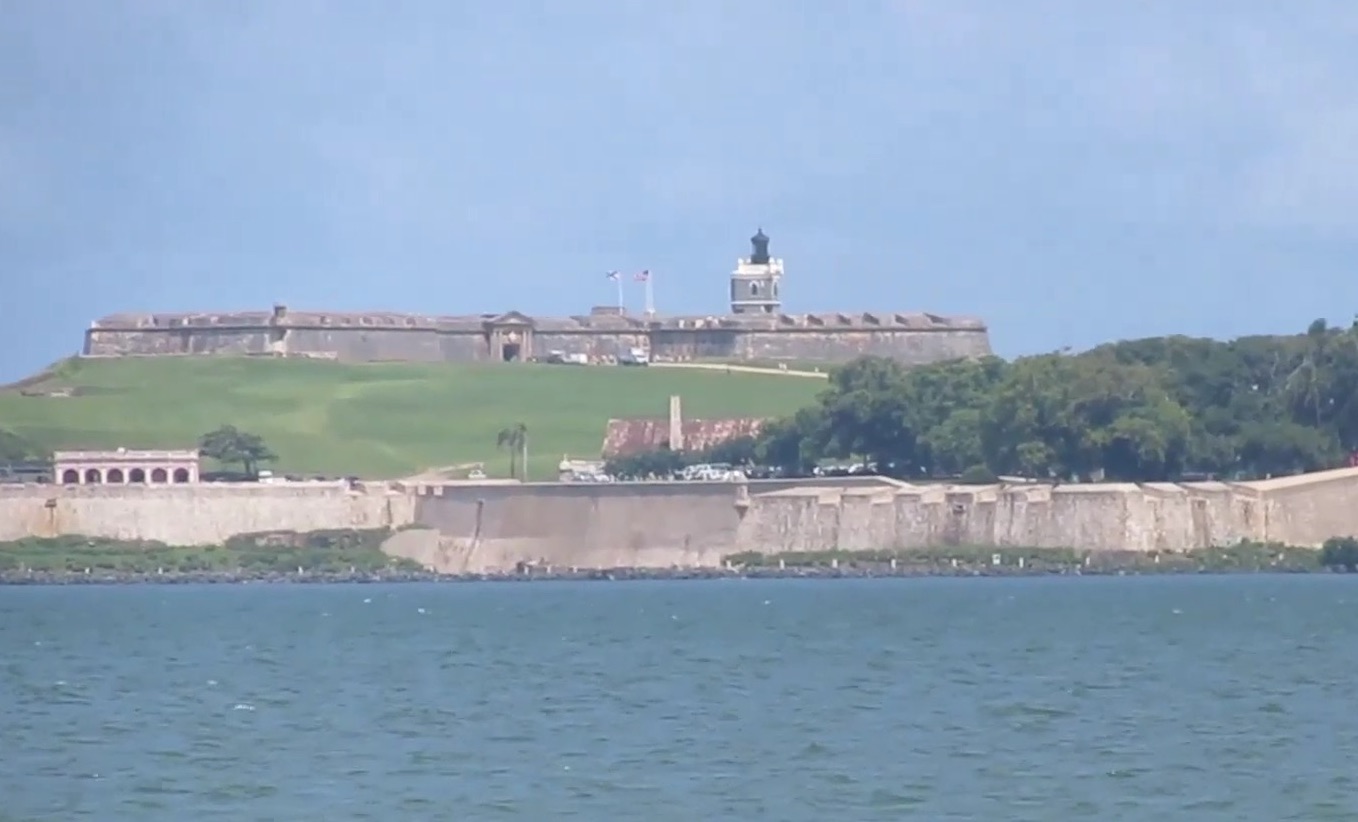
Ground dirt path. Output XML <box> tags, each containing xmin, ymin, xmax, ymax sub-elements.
<box><xmin>648</xmin><ymin>362</ymin><xmax>830</xmax><ymax>379</ymax></box>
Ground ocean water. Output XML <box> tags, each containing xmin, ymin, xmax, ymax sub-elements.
<box><xmin>2</xmin><ymin>577</ymin><xmax>1357</xmax><ymax>820</ymax></box>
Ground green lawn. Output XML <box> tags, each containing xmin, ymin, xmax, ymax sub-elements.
<box><xmin>0</xmin><ymin>357</ymin><xmax>822</xmax><ymax>479</ymax></box>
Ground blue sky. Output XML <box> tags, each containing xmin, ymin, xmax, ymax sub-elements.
<box><xmin>3</xmin><ymin>1</ymin><xmax>1357</xmax><ymax>381</ymax></box>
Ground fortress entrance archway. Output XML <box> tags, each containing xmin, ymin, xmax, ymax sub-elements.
<box><xmin>484</xmin><ymin>312</ymin><xmax>535</xmax><ymax>363</ymax></box>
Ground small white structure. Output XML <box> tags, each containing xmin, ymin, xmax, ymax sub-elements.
<box><xmin>559</xmin><ymin>456</ymin><xmax>609</xmax><ymax>482</ymax></box>
<box><xmin>54</xmin><ymin>448</ymin><xmax>201</xmax><ymax>485</ymax></box>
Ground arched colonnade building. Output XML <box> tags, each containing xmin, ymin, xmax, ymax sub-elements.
<box><xmin>53</xmin><ymin>449</ymin><xmax>201</xmax><ymax>486</ymax></box>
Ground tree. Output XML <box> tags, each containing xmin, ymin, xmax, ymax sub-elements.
<box><xmin>604</xmin><ymin>446</ymin><xmax>687</xmax><ymax>480</ymax></box>
<box><xmin>978</xmin><ymin>355</ymin><xmax>1082</xmax><ymax>479</ymax></box>
<box><xmin>756</xmin><ymin>406</ymin><xmax>826</xmax><ymax>477</ymax></box>
<box><xmin>903</xmin><ymin>357</ymin><xmax>1007</xmax><ymax>476</ymax></box>
<box><xmin>741</xmin><ymin>316</ymin><xmax>1358</xmax><ymax>484</ymax></box>
<box><xmin>1234</xmin><ymin>421</ymin><xmax>1339</xmax><ymax>477</ymax></box>
<box><xmin>496</xmin><ymin>422</ymin><xmax>529</xmax><ymax>480</ymax></box>
<box><xmin>818</xmin><ymin>356</ymin><xmax>922</xmax><ymax>477</ymax></box>
<box><xmin>197</xmin><ymin>425</ymin><xmax>278</xmax><ymax>478</ymax></box>
<box><xmin>704</xmin><ymin>435</ymin><xmax>759</xmax><ymax>467</ymax></box>
<box><xmin>594</xmin><ymin>317</ymin><xmax>1358</xmax><ymax>485</ymax></box>
<box><xmin>1321</xmin><ymin>536</ymin><xmax>1358</xmax><ymax>572</ymax></box>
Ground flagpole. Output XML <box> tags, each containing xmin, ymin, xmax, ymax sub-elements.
<box><xmin>607</xmin><ymin>271</ymin><xmax>623</xmax><ymax>313</ymax></box>
<box><xmin>645</xmin><ymin>274</ymin><xmax>654</xmax><ymax>317</ymax></box>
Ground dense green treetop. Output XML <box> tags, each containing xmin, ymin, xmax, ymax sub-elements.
<box><xmin>609</xmin><ymin>318</ymin><xmax>1358</xmax><ymax>483</ymax></box>
<box><xmin>198</xmin><ymin>425</ymin><xmax>278</xmax><ymax>478</ymax></box>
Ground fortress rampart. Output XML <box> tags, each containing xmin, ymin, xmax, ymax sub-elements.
<box><xmin>82</xmin><ymin>306</ymin><xmax>991</xmax><ymax>367</ymax></box>
<box><xmin>5</xmin><ymin>469</ymin><xmax>1358</xmax><ymax>571</ymax></box>
<box><xmin>79</xmin><ymin>231</ymin><xmax>991</xmax><ymax>366</ymax></box>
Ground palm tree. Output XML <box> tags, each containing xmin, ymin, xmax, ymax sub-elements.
<box><xmin>496</xmin><ymin>422</ymin><xmax>529</xmax><ymax>480</ymax></box>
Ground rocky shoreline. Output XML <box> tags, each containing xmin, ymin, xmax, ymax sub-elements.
<box><xmin>0</xmin><ymin>561</ymin><xmax>1327</xmax><ymax>586</ymax></box>
<box><xmin>5</xmin><ymin>530</ymin><xmax>1340</xmax><ymax>585</ymax></box>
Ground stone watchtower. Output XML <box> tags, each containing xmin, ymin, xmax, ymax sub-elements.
<box><xmin>730</xmin><ymin>228</ymin><xmax>784</xmax><ymax>314</ymax></box>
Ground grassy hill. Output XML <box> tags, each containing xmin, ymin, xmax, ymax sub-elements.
<box><xmin>0</xmin><ymin>357</ymin><xmax>823</xmax><ymax>479</ymax></box>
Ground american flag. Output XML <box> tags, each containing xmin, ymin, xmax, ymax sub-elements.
<box><xmin>605</xmin><ymin>271</ymin><xmax>619</xmax><ymax>281</ymax></box>
<box><xmin>634</xmin><ymin>270</ymin><xmax>650</xmax><ymax>282</ymax></box>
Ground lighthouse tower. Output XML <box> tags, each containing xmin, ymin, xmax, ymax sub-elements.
<box><xmin>730</xmin><ymin>228</ymin><xmax>783</xmax><ymax>315</ymax></box>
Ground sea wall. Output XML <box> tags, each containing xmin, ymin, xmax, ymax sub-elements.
<box><xmin>739</xmin><ymin>469</ymin><xmax>1358</xmax><ymax>555</ymax></box>
<box><xmin>1247</xmin><ymin>470</ymin><xmax>1358</xmax><ymax>546</ymax></box>
<box><xmin>5</xmin><ymin>468</ymin><xmax>1358</xmax><ymax>569</ymax></box>
<box><xmin>0</xmin><ymin>482</ymin><xmax>415</xmax><ymax>546</ymax></box>
<box><xmin>403</xmin><ymin>481</ymin><xmax>744</xmax><ymax>573</ymax></box>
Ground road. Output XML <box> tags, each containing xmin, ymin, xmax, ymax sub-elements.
<box><xmin>647</xmin><ymin>362</ymin><xmax>830</xmax><ymax>379</ymax></box>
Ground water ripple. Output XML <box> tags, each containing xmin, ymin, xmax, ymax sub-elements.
<box><xmin>2</xmin><ymin>576</ymin><xmax>1357</xmax><ymax>819</ymax></box>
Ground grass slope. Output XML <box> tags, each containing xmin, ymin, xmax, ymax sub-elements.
<box><xmin>0</xmin><ymin>357</ymin><xmax>822</xmax><ymax>479</ymax></box>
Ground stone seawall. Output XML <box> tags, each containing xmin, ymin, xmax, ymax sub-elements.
<box><xmin>0</xmin><ymin>482</ymin><xmax>416</xmax><ymax>546</ymax></box>
<box><xmin>396</xmin><ymin>482</ymin><xmax>746</xmax><ymax>573</ymax></box>
<box><xmin>4</xmin><ymin>469</ymin><xmax>1358</xmax><ymax>570</ymax></box>
<box><xmin>737</xmin><ymin>469</ymin><xmax>1358</xmax><ymax>555</ymax></box>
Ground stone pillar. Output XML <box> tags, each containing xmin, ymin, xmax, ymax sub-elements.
<box><xmin>668</xmin><ymin>395</ymin><xmax>683</xmax><ymax>451</ymax></box>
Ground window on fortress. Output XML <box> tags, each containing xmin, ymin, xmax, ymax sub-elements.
<box><xmin>750</xmin><ymin>283</ymin><xmax>760</xmax><ymax>296</ymax></box>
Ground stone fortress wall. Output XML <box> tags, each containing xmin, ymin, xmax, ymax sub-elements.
<box><xmin>80</xmin><ymin>231</ymin><xmax>992</xmax><ymax>367</ymax></box>
<box><xmin>0</xmin><ymin>481</ymin><xmax>416</xmax><ymax>547</ymax></box>
<box><xmin>82</xmin><ymin>307</ymin><xmax>991</xmax><ymax>367</ymax></box>
<box><xmin>5</xmin><ymin>468</ymin><xmax>1358</xmax><ymax>572</ymax></box>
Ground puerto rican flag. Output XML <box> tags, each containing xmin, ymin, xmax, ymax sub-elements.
<box><xmin>605</xmin><ymin>270</ymin><xmax>619</xmax><ymax>281</ymax></box>
<box><xmin>634</xmin><ymin>270</ymin><xmax>650</xmax><ymax>282</ymax></box>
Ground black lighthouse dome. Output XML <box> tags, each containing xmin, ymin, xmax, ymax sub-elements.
<box><xmin>749</xmin><ymin>227</ymin><xmax>771</xmax><ymax>265</ymax></box>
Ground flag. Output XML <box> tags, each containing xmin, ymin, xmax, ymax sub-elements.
<box><xmin>606</xmin><ymin>271</ymin><xmax>619</xmax><ymax>281</ymax></box>
<box><xmin>635</xmin><ymin>270</ymin><xmax>650</xmax><ymax>282</ymax></box>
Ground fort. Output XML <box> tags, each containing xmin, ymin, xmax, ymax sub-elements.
<box><xmin>4</xmin><ymin>467</ymin><xmax>1358</xmax><ymax>572</ymax></box>
<box><xmin>81</xmin><ymin>230</ymin><xmax>992</xmax><ymax>366</ymax></box>
<box><xmin>25</xmin><ymin>226</ymin><xmax>1358</xmax><ymax>569</ymax></box>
